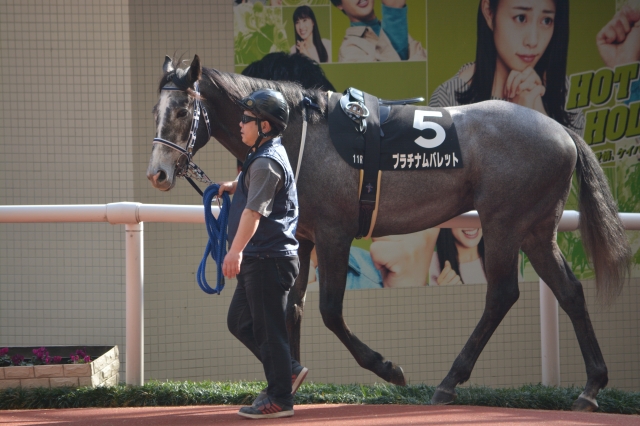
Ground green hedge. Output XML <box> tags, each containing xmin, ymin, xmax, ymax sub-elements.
<box><xmin>1</xmin><ymin>382</ymin><xmax>638</xmax><ymax>414</ymax></box>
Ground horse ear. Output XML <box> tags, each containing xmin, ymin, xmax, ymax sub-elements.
<box><xmin>186</xmin><ymin>54</ymin><xmax>202</xmax><ymax>87</ymax></box>
<box><xmin>163</xmin><ymin>56</ymin><xmax>174</xmax><ymax>74</ymax></box>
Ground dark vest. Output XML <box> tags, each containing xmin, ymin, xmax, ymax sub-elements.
<box><xmin>227</xmin><ymin>138</ymin><xmax>299</xmax><ymax>257</ymax></box>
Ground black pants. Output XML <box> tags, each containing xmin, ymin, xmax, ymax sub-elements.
<box><xmin>227</xmin><ymin>256</ymin><xmax>299</xmax><ymax>407</ymax></box>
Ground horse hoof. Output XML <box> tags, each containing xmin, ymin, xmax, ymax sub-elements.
<box><xmin>571</xmin><ymin>395</ymin><xmax>598</xmax><ymax>412</ymax></box>
<box><xmin>388</xmin><ymin>365</ymin><xmax>406</xmax><ymax>386</ymax></box>
<box><xmin>431</xmin><ymin>387</ymin><xmax>457</xmax><ymax>405</ymax></box>
<box><xmin>389</xmin><ymin>365</ymin><xmax>407</xmax><ymax>386</ymax></box>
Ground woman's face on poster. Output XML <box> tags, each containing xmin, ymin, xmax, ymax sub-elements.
<box><xmin>452</xmin><ymin>228</ymin><xmax>483</xmax><ymax>249</ymax></box>
<box><xmin>338</xmin><ymin>0</ymin><xmax>376</xmax><ymax>23</ymax></box>
<box><xmin>295</xmin><ymin>16</ymin><xmax>314</xmax><ymax>40</ymax></box>
<box><xmin>487</xmin><ymin>0</ymin><xmax>556</xmax><ymax>72</ymax></box>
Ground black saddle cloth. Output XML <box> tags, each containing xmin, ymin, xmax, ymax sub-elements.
<box><xmin>328</xmin><ymin>92</ymin><xmax>463</xmax><ymax>170</ymax></box>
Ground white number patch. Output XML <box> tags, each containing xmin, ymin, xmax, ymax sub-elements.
<box><xmin>413</xmin><ymin>111</ymin><xmax>446</xmax><ymax>149</ymax></box>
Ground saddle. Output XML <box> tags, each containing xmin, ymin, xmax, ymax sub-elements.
<box><xmin>329</xmin><ymin>87</ymin><xmax>463</xmax><ymax>239</ymax></box>
<box><xmin>340</xmin><ymin>87</ymin><xmax>425</xmax><ymax>134</ymax></box>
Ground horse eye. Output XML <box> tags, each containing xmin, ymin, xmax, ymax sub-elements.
<box><xmin>177</xmin><ymin>109</ymin><xmax>189</xmax><ymax>119</ymax></box>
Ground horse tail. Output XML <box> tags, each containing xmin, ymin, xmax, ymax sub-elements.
<box><xmin>565</xmin><ymin>127</ymin><xmax>631</xmax><ymax>304</ymax></box>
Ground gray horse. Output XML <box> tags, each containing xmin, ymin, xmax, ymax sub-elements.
<box><xmin>147</xmin><ymin>55</ymin><xmax>631</xmax><ymax>412</ymax></box>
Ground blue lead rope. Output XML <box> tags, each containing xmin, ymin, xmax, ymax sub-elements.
<box><xmin>197</xmin><ymin>184</ymin><xmax>230</xmax><ymax>294</ymax></box>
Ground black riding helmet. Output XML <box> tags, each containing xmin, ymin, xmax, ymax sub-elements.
<box><xmin>237</xmin><ymin>89</ymin><xmax>290</xmax><ymax>138</ymax></box>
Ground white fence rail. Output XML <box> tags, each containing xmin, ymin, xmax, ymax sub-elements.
<box><xmin>1</xmin><ymin>203</ymin><xmax>639</xmax><ymax>386</ymax></box>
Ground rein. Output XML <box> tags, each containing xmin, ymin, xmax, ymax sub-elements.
<box><xmin>196</xmin><ymin>183</ymin><xmax>230</xmax><ymax>295</ymax></box>
<box><xmin>152</xmin><ymin>82</ymin><xmax>213</xmax><ymax>196</ymax></box>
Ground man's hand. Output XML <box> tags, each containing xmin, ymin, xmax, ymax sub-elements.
<box><xmin>223</xmin><ymin>249</ymin><xmax>243</xmax><ymax>279</ymax></box>
<box><xmin>218</xmin><ymin>180</ymin><xmax>237</xmax><ymax>196</ymax></box>
<box><xmin>224</xmin><ymin>208</ymin><xmax>261</xmax><ymax>279</ymax></box>
<box><xmin>597</xmin><ymin>5</ymin><xmax>640</xmax><ymax>68</ymax></box>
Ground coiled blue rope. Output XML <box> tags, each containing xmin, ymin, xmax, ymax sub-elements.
<box><xmin>197</xmin><ymin>183</ymin><xmax>230</xmax><ymax>295</ymax></box>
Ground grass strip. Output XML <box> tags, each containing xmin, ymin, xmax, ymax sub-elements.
<box><xmin>0</xmin><ymin>382</ymin><xmax>638</xmax><ymax>414</ymax></box>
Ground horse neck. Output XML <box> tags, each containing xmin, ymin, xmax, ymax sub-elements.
<box><xmin>202</xmin><ymin>81</ymin><xmax>304</xmax><ymax>164</ymax></box>
<box><xmin>201</xmin><ymin>83</ymin><xmax>248</xmax><ymax>161</ymax></box>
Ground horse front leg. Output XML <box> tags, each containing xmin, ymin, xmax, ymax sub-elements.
<box><xmin>286</xmin><ymin>238</ymin><xmax>314</xmax><ymax>362</ymax></box>
<box><xmin>432</xmin><ymin>229</ymin><xmax>521</xmax><ymax>405</ymax></box>
<box><xmin>316</xmin><ymin>230</ymin><xmax>406</xmax><ymax>386</ymax></box>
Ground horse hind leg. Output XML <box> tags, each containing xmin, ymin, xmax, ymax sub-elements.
<box><xmin>522</xmin><ymin>226</ymin><xmax>607</xmax><ymax>412</ymax></box>
<box><xmin>316</xmin><ymin>230</ymin><xmax>406</xmax><ymax>386</ymax></box>
<box><xmin>286</xmin><ymin>238</ymin><xmax>314</xmax><ymax>362</ymax></box>
<box><xmin>432</xmin><ymin>227</ymin><xmax>521</xmax><ymax>405</ymax></box>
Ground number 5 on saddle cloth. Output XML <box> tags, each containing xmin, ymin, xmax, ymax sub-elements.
<box><xmin>328</xmin><ymin>87</ymin><xmax>463</xmax><ymax>239</ymax></box>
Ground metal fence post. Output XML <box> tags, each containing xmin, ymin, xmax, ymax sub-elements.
<box><xmin>540</xmin><ymin>278</ymin><xmax>560</xmax><ymax>386</ymax></box>
<box><xmin>125</xmin><ymin>222</ymin><xmax>144</xmax><ymax>385</ymax></box>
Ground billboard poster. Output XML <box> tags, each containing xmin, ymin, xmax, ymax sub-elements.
<box><xmin>234</xmin><ymin>0</ymin><xmax>640</xmax><ymax>290</ymax></box>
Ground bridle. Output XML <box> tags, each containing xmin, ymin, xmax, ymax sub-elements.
<box><xmin>152</xmin><ymin>81</ymin><xmax>213</xmax><ymax>196</ymax></box>
<box><xmin>153</xmin><ymin>79</ymin><xmax>321</xmax><ymax>194</ymax></box>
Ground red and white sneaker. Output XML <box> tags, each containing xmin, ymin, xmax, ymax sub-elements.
<box><xmin>237</xmin><ymin>396</ymin><xmax>294</xmax><ymax>419</ymax></box>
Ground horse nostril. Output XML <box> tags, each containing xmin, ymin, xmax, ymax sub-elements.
<box><xmin>148</xmin><ymin>170</ymin><xmax>167</xmax><ymax>185</ymax></box>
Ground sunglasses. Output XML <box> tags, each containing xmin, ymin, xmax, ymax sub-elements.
<box><xmin>241</xmin><ymin>114</ymin><xmax>259</xmax><ymax>124</ymax></box>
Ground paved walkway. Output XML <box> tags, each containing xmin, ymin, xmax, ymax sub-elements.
<box><xmin>1</xmin><ymin>405</ymin><xmax>639</xmax><ymax>426</ymax></box>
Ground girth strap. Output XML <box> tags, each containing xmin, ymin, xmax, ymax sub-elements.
<box><xmin>356</xmin><ymin>92</ymin><xmax>381</xmax><ymax>239</ymax></box>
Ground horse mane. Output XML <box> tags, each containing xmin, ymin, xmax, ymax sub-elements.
<box><xmin>157</xmin><ymin>59</ymin><xmax>328</xmax><ymax>124</ymax></box>
<box><xmin>241</xmin><ymin>52</ymin><xmax>336</xmax><ymax>92</ymax></box>
<box><xmin>203</xmin><ymin>68</ymin><xmax>328</xmax><ymax>124</ymax></box>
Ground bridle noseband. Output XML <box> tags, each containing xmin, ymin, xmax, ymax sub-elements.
<box><xmin>152</xmin><ymin>81</ymin><xmax>213</xmax><ymax>195</ymax></box>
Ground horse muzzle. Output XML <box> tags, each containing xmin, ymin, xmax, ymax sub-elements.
<box><xmin>147</xmin><ymin>166</ymin><xmax>176</xmax><ymax>191</ymax></box>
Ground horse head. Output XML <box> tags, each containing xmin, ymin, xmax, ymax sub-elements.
<box><xmin>147</xmin><ymin>54</ymin><xmax>210</xmax><ymax>191</ymax></box>
<box><xmin>147</xmin><ymin>54</ymin><xmax>328</xmax><ymax>193</ymax></box>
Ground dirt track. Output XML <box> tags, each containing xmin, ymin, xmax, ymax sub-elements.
<box><xmin>2</xmin><ymin>404</ymin><xmax>639</xmax><ymax>426</ymax></box>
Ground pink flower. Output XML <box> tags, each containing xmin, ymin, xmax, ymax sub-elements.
<box><xmin>69</xmin><ymin>350</ymin><xmax>91</xmax><ymax>364</ymax></box>
<box><xmin>53</xmin><ymin>356</ymin><xmax>62</xmax><ymax>364</ymax></box>
<box><xmin>11</xmin><ymin>354</ymin><xmax>24</xmax><ymax>366</ymax></box>
<box><xmin>32</xmin><ymin>347</ymin><xmax>50</xmax><ymax>364</ymax></box>
<box><xmin>0</xmin><ymin>348</ymin><xmax>8</xmax><ymax>356</ymax></box>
